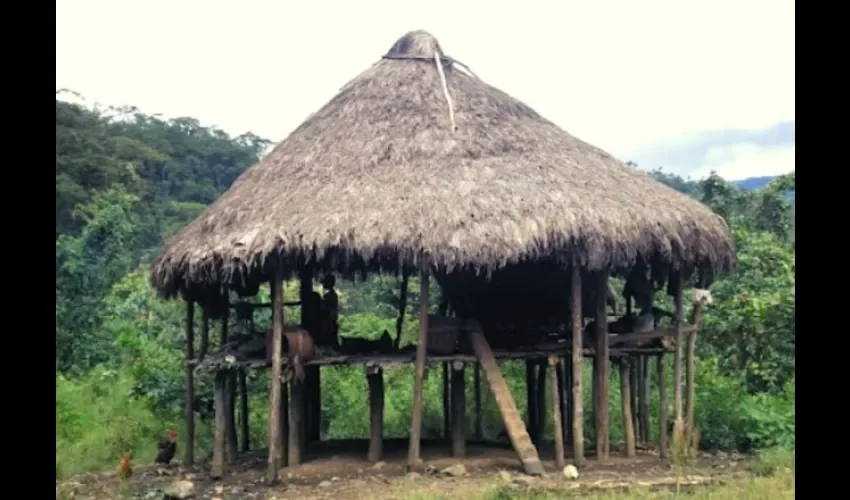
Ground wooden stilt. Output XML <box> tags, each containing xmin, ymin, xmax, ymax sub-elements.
<box><xmin>279</xmin><ymin>381</ymin><xmax>289</xmax><ymax>467</ymax></box>
<box><xmin>407</xmin><ymin>264</ymin><xmax>430</xmax><ymax>470</ymax></box>
<box><xmin>594</xmin><ymin>271</ymin><xmax>610</xmax><ymax>460</ymax></box>
<box><xmin>306</xmin><ymin>366</ymin><xmax>321</xmax><ymax>443</ymax></box>
<box><xmin>184</xmin><ymin>300</ymin><xmax>195</xmax><ymax>467</ymax></box>
<box><xmin>451</xmin><ymin>361</ymin><xmax>466</xmax><ymax>457</ymax></box>
<box><xmin>548</xmin><ymin>356</ymin><xmax>566</xmax><ymax>469</ymax></box>
<box><xmin>570</xmin><ymin>261</ymin><xmax>585</xmax><ymax>467</ymax></box>
<box><xmin>238</xmin><ymin>368</ymin><xmax>250</xmax><ymax>452</ymax></box>
<box><xmin>265</xmin><ymin>267</ymin><xmax>285</xmax><ymax>484</ymax></box>
<box><xmin>469</xmin><ymin>325</ymin><xmax>545</xmax><ymax>475</ymax></box>
<box><xmin>672</xmin><ymin>270</ymin><xmax>685</xmax><ymax>426</ymax></box>
<box><xmin>289</xmin><ymin>378</ymin><xmax>305</xmax><ymax>466</ymax></box>
<box><xmin>474</xmin><ymin>363</ymin><xmax>483</xmax><ymax>440</ymax></box>
<box><xmin>211</xmin><ymin>371</ymin><xmax>227</xmax><ymax>479</ymax></box>
<box><xmin>561</xmin><ymin>357</ymin><xmax>573</xmax><ymax>447</ymax></box>
<box><xmin>685</xmin><ymin>295</ymin><xmax>708</xmax><ymax>448</ymax></box>
<box><xmin>619</xmin><ymin>359</ymin><xmax>636</xmax><ymax>458</ymax></box>
<box><xmin>657</xmin><ymin>354</ymin><xmax>668</xmax><ymax>459</ymax></box>
<box><xmin>442</xmin><ymin>363</ymin><xmax>451</xmax><ymax>441</ymax></box>
<box><xmin>639</xmin><ymin>355</ymin><xmax>650</xmax><ymax>443</ymax></box>
<box><xmin>556</xmin><ymin>360</ymin><xmax>568</xmax><ymax>449</ymax></box>
<box><xmin>525</xmin><ymin>360</ymin><xmax>538</xmax><ymax>444</ymax></box>
<box><xmin>394</xmin><ymin>272</ymin><xmax>410</xmax><ymax>350</ymax></box>
<box><xmin>629</xmin><ymin>356</ymin><xmax>639</xmax><ymax>441</ymax></box>
<box><xmin>221</xmin><ymin>309</ymin><xmax>237</xmax><ymax>463</ymax></box>
<box><xmin>367</xmin><ymin>366</ymin><xmax>384</xmax><ymax>462</ymax></box>
<box><xmin>199</xmin><ymin>306</ymin><xmax>209</xmax><ymax>360</ymax></box>
<box><xmin>534</xmin><ymin>359</ymin><xmax>547</xmax><ymax>447</ymax></box>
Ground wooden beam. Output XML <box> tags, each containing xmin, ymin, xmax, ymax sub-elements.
<box><xmin>442</xmin><ymin>363</ymin><xmax>451</xmax><ymax>441</ymax></box>
<box><xmin>451</xmin><ymin>361</ymin><xmax>466</xmax><ymax>458</ymax></box>
<box><xmin>548</xmin><ymin>355</ymin><xmax>566</xmax><ymax>469</ymax></box>
<box><xmin>469</xmin><ymin>325</ymin><xmax>545</xmax><ymax>475</ymax></box>
<box><xmin>570</xmin><ymin>260</ymin><xmax>585</xmax><ymax>467</ymax></box>
<box><xmin>608</xmin><ymin>325</ymin><xmax>697</xmax><ymax>346</ymax></box>
<box><xmin>367</xmin><ymin>366</ymin><xmax>385</xmax><ymax>462</ymax></box>
<box><xmin>184</xmin><ymin>300</ymin><xmax>195</xmax><ymax>467</ymax></box>
<box><xmin>594</xmin><ymin>271</ymin><xmax>610</xmax><ymax>460</ymax></box>
<box><xmin>407</xmin><ymin>264</ymin><xmax>430</xmax><ymax>470</ymax></box>
<box><xmin>619</xmin><ymin>359</ymin><xmax>636</xmax><ymax>458</ymax></box>
<box><xmin>265</xmin><ymin>267</ymin><xmax>285</xmax><ymax>484</ymax></box>
<box><xmin>639</xmin><ymin>356</ymin><xmax>650</xmax><ymax>444</ymax></box>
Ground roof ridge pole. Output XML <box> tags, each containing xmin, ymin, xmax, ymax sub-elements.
<box><xmin>407</xmin><ymin>256</ymin><xmax>431</xmax><ymax>471</ymax></box>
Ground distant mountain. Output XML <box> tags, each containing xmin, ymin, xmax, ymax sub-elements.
<box><xmin>734</xmin><ymin>175</ymin><xmax>795</xmax><ymax>201</ymax></box>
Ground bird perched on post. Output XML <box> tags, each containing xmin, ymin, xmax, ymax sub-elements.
<box><xmin>155</xmin><ymin>429</ymin><xmax>178</xmax><ymax>465</ymax></box>
<box><xmin>117</xmin><ymin>452</ymin><xmax>133</xmax><ymax>481</ymax></box>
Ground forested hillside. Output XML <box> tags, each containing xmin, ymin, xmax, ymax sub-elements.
<box><xmin>55</xmin><ymin>96</ymin><xmax>795</xmax><ymax>479</ymax></box>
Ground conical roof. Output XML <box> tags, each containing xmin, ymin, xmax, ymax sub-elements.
<box><xmin>150</xmin><ymin>30</ymin><xmax>735</xmax><ymax>297</ymax></box>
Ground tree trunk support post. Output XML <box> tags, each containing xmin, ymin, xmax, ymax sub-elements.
<box><xmin>265</xmin><ymin>266</ymin><xmax>285</xmax><ymax>484</ymax></box>
<box><xmin>657</xmin><ymin>354</ymin><xmax>668</xmax><ymax>459</ymax></box>
<box><xmin>672</xmin><ymin>269</ymin><xmax>685</xmax><ymax>429</ymax></box>
<box><xmin>594</xmin><ymin>271</ymin><xmax>610</xmax><ymax>460</ymax></box>
<box><xmin>534</xmin><ymin>359</ymin><xmax>547</xmax><ymax>447</ymax></box>
<box><xmin>619</xmin><ymin>358</ymin><xmax>636</xmax><ymax>458</ymax></box>
<box><xmin>555</xmin><ymin>359</ymin><xmax>568</xmax><ymax>448</ymax></box>
<box><xmin>639</xmin><ymin>355</ymin><xmax>650</xmax><ymax>444</ymax></box>
<box><xmin>222</xmin><ymin>306</ymin><xmax>238</xmax><ymax>463</ymax></box>
<box><xmin>367</xmin><ymin>365</ymin><xmax>385</xmax><ymax>462</ymax></box>
<box><xmin>451</xmin><ymin>360</ymin><xmax>467</xmax><ymax>458</ymax></box>
<box><xmin>525</xmin><ymin>360</ymin><xmax>538</xmax><ymax>445</ymax></box>
<box><xmin>184</xmin><ymin>300</ymin><xmax>195</xmax><ymax>467</ymax></box>
<box><xmin>442</xmin><ymin>363</ymin><xmax>451</xmax><ymax>441</ymax></box>
<box><xmin>211</xmin><ymin>371</ymin><xmax>227</xmax><ymax>478</ymax></box>
<box><xmin>548</xmin><ymin>355</ymin><xmax>566</xmax><ymax>469</ymax></box>
<box><xmin>407</xmin><ymin>262</ymin><xmax>430</xmax><ymax>470</ymax></box>
<box><xmin>685</xmin><ymin>293</ymin><xmax>708</xmax><ymax>449</ymax></box>
<box><xmin>238</xmin><ymin>368</ymin><xmax>250</xmax><ymax>452</ymax></box>
<box><xmin>474</xmin><ymin>363</ymin><xmax>483</xmax><ymax>440</ymax></box>
<box><xmin>570</xmin><ymin>259</ymin><xmax>585</xmax><ymax>467</ymax></box>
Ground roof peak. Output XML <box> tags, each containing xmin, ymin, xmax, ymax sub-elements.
<box><xmin>383</xmin><ymin>30</ymin><xmax>447</xmax><ymax>61</ymax></box>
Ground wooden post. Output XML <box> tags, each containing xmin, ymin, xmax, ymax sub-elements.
<box><xmin>548</xmin><ymin>356</ymin><xmax>566</xmax><ymax>469</ymax></box>
<box><xmin>442</xmin><ymin>363</ymin><xmax>451</xmax><ymax>441</ymax></box>
<box><xmin>451</xmin><ymin>361</ymin><xmax>466</xmax><ymax>457</ymax></box>
<box><xmin>639</xmin><ymin>355</ymin><xmax>650</xmax><ymax>443</ymax></box>
<box><xmin>630</xmin><ymin>355</ymin><xmax>639</xmax><ymax>440</ymax></box>
<box><xmin>367</xmin><ymin>365</ymin><xmax>385</xmax><ymax>462</ymax></box>
<box><xmin>534</xmin><ymin>359</ymin><xmax>547</xmax><ymax>447</ymax></box>
<box><xmin>560</xmin><ymin>356</ymin><xmax>572</xmax><ymax>446</ymax></box>
<box><xmin>221</xmin><ymin>309</ymin><xmax>237</xmax><ymax>463</ymax></box>
<box><xmin>525</xmin><ymin>360</ymin><xmax>538</xmax><ymax>444</ymax></box>
<box><xmin>306</xmin><ymin>366</ymin><xmax>321</xmax><ymax>443</ymax></box>
<box><xmin>672</xmin><ymin>270</ymin><xmax>685</xmax><ymax>426</ymax></box>
<box><xmin>468</xmin><ymin>325</ymin><xmax>545</xmax><ymax>475</ymax></box>
<box><xmin>685</xmin><ymin>296</ymin><xmax>707</xmax><ymax>448</ymax></box>
<box><xmin>211</xmin><ymin>371</ymin><xmax>227</xmax><ymax>478</ymax></box>
<box><xmin>394</xmin><ymin>272</ymin><xmax>410</xmax><ymax>350</ymax></box>
<box><xmin>184</xmin><ymin>300</ymin><xmax>195</xmax><ymax>467</ymax></box>
<box><xmin>279</xmin><ymin>381</ymin><xmax>289</xmax><ymax>467</ymax></box>
<box><xmin>199</xmin><ymin>306</ymin><xmax>210</xmax><ymax>360</ymax></box>
<box><xmin>657</xmin><ymin>354</ymin><xmax>668</xmax><ymax>459</ymax></box>
<box><xmin>289</xmin><ymin>378</ymin><xmax>305</xmax><ymax>466</ymax></box>
<box><xmin>265</xmin><ymin>267</ymin><xmax>285</xmax><ymax>484</ymax></box>
<box><xmin>474</xmin><ymin>363</ymin><xmax>483</xmax><ymax>440</ymax></box>
<box><xmin>407</xmin><ymin>263</ymin><xmax>430</xmax><ymax>469</ymax></box>
<box><xmin>619</xmin><ymin>359</ymin><xmax>636</xmax><ymax>458</ymax></box>
<box><xmin>594</xmin><ymin>271</ymin><xmax>610</xmax><ymax>460</ymax></box>
<box><xmin>238</xmin><ymin>368</ymin><xmax>250</xmax><ymax>452</ymax></box>
<box><xmin>555</xmin><ymin>360</ymin><xmax>568</xmax><ymax>448</ymax></box>
<box><xmin>570</xmin><ymin>261</ymin><xmax>584</xmax><ymax>467</ymax></box>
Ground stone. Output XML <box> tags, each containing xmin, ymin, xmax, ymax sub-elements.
<box><xmin>441</xmin><ymin>464</ymin><xmax>467</xmax><ymax>477</ymax></box>
<box><xmin>163</xmin><ymin>480</ymin><xmax>195</xmax><ymax>499</ymax></box>
<box><xmin>318</xmin><ymin>481</ymin><xmax>332</xmax><ymax>488</ymax></box>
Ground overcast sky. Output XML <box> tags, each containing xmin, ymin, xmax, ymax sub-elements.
<box><xmin>56</xmin><ymin>0</ymin><xmax>794</xmax><ymax>181</ymax></box>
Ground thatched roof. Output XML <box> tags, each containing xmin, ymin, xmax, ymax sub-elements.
<box><xmin>150</xmin><ymin>30</ymin><xmax>735</xmax><ymax>298</ymax></box>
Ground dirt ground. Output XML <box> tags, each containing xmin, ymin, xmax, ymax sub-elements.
<box><xmin>56</xmin><ymin>440</ymin><xmax>753</xmax><ymax>500</ymax></box>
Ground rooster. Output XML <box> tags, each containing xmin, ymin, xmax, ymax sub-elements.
<box><xmin>155</xmin><ymin>429</ymin><xmax>178</xmax><ymax>465</ymax></box>
<box><xmin>117</xmin><ymin>452</ymin><xmax>133</xmax><ymax>481</ymax></box>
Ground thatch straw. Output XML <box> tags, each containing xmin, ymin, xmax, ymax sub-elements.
<box><xmin>150</xmin><ymin>30</ymin><xmax>736</xmax><ymax>298</ymax></box>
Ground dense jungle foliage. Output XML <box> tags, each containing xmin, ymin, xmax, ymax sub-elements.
<box><xmin>55</xmin><ymin>96</ymin><xmax>795</xmax><ymax>478</ymax></box>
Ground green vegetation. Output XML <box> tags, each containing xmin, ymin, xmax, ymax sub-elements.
<box><xmin>55</xmin><ymin>96</ymin><xmax>795</xmax><ymax>487</ymax></box>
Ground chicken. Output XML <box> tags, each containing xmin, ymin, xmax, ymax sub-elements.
<box><xmin>117</xmin><ymin>452</ymin><xmax>133</xmax><ymax>480</ymax></box>
<box><xmin>155</xmin><ymin>429</ymin><xmax>178</xmax><ymax>465</ymax></box>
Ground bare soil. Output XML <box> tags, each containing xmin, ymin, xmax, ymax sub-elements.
<box><xmin>57</xmin><ymin>440</ymin><xmax>752</xmax><ymax>500</ymax></box>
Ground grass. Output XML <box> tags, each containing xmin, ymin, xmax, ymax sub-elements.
<box><xmin>402</xmin><ymin>450</ymin><xmax>794</xmax><ymax>500</ymax></box>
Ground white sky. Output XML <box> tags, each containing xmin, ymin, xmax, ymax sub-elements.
<box><xmin>56</xmin><ymin>0</ymin><xmax>795</xmax><ymax>181</ymax></box>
